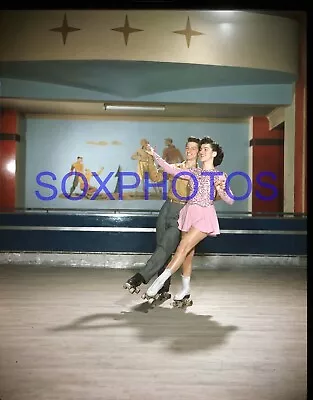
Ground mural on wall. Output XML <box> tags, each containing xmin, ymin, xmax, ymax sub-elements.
<box><xmin>56</xmin><ymin>136</ymin><xmax>184</xmax><ymax>201</ymax></box>
<box><xmin>25</xmin><ymin>118</ymin><xmax>249</xmax><ymax>211</ymax></box>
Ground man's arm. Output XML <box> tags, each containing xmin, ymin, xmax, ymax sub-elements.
<box><xmin>147</xmin><ymin>155</ymin><xmax>167</xmax><ymax>182</ymax></box>
<box><xmin>131</xmin><ymin>151</ymin><xmax>139</xmax><ymax>160</ymax></box>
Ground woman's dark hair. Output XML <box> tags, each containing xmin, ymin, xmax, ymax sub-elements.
<box><xmin>199</xmin><ymin>136</ymin><xmax>224</xmax><ymax>166</ymax></box>
<box><xmin>186</xmin><ymin>136</ymin><xmax>201</xmax><ymax>148</ymax></box>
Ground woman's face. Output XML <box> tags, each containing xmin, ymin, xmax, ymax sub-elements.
<box><xmin>199</xmin><ymin>143</ymin><xmax>217</xmax><ymax>163</ymax></box>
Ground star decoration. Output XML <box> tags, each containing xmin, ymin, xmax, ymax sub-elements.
<box><xmin>173</xmin><ymin>16</ymin><xmax>204</xmax><ymax>48</ymax></box>
<box><xmin>50</xmin><ymin>13</ymin><xmax>81</xmax><ymax>45</ymax></box>
<box><xmin>111</xmin><ymin>15</ymin><xmax>143</xmax><ymax>46</ymax></box>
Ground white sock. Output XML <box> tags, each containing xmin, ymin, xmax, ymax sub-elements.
<box><xmin>174</xmin><ymin>275</ymin><xmax>190</xmax><ymax>301</ymax></box>
<box><xmin>146</xmin><ymin>269</ymin><xmax>172</xmax><ymax>297</ymax></box>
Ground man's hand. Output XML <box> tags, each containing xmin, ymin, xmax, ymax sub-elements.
<box><xmin>216</xmin><ymin>180</ymin><xmax>226</xmax><ymax>191</ymax></box>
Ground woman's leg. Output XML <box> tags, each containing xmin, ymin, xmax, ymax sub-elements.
<box><xmin>174</xmin><ymin>233</ymin><xmax>196</xmax><ymax>300</ymax></box>
<box><xmin>145</xmin><ymin>227</ymin><xmax>207</xmax><ymax>297</ymax></box>
<box><xmin>181</xmin><ymin>231</ymin><xmax>195</xmax><ymax>277</ymax></box>
<box><xmin>165</xmin><ymin>227</ymin><xmax>206</xmax><ymax>274</ymax></box>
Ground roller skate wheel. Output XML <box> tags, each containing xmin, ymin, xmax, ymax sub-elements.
<box><xmin>161</xmin><ymin>292</ymin><xmax>171</xmax><ymax>300</ymax></box>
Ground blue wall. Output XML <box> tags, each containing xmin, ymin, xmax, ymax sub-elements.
<box><xmin>24</xmin><ymin>117</ymin><xmax>249</xmax><ymax>212</ymax></box>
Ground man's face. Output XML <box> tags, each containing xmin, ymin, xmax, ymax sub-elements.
<box><xmin>185</xmin><ymin>142</ymin><xmax>199</xmax><ymax>161</ymax></box>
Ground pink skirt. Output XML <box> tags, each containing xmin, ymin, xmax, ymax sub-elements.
<box><xmin>178</xmin><ymin>203</ymin><xmax>220</xmax><ymax>236</ymax></box>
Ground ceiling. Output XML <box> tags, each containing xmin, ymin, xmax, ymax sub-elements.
<box><xmin>1</xmin><ymin>10</ymin><xmax>303</xmax><ymax>119</ymax></box>
<box><xmin>0</xmin><ymin>60</ymin><xmax>296</xmax><ymax>99</ymax></box>
<box><xmin>0</xmin><ymin>59</ymin><xmax>294</xmax><ymax>118</ymax></box>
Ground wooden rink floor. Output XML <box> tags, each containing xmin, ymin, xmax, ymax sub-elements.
<box><xmin>0</xmin><ymin>265</ymin><xmax>307</xmax><ymax>400</ymax></box>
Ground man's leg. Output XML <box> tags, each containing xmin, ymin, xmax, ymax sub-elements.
<box><xmin>139</xmin><ymin>202</ymin><xmax>182</xmax><ymax>284</ymax></box>
<box><xmin>69</xmin><ymin>176</ymin><xmax>79</xmax><ymax>196</ymax></box>
<box><xmin>124</xmin><ymin>201</ymin><xmax>182</xmax><ymax>291</ymax></box>
<box><xmin>123</xmin><ymin>201</ymin><xmax>171</xmax><ymax>291</ymax></box>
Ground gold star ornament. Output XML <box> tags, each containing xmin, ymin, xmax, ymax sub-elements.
<box><xmin>111</xmin><ymin>15</ymin><xmax>143</xmax><ymax>46</ymax></box>
<box><xmin>50</xmin><ymin>13</ymin><xmax>81</xmax><ymax>45</ymax></box>
<box><xmin>173</xmin><ymin>16</ymin><xmax>204</xmax><ymax>48</ymax></box>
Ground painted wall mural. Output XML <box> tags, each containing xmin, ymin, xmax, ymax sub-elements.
<box><xmin>24</xmin><ymin>118</ymin><xmax>249</xmax><ymax>211</ymax></box>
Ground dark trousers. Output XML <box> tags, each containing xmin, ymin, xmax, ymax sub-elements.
<box><xmin>140</xmin><ymin>199</ymin><xmax>184</xmax><ymax>290</ymax></box>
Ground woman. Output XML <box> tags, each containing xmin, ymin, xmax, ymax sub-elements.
<box><xmin>143</xmin><ymin>136</ymin><xmax>235</xmax><ymax>306</ymax></box>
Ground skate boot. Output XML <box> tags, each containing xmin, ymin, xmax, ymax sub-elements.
<box><xmin>172</xmin><ymin>275</ymin><xmax>193</xmax><ymax>308</ymax></box>
<box><xmin>147</xmin><ymin>285</ymin><xmax>172</xmax><ymax>308</ymax></box>
<box><xmin>157</xmin><ymin>285</ymin><xmax>171</xmax><ymax>301</ymax></box>
<box><xmin>123</xmin><ymin>272</ymin><xmax>145</xmax><ymax>294</ymax></box>
<box><xmin>142</xmin><ymin>269</ymin><xmax>172</xmax><ymax>303</ymax></box>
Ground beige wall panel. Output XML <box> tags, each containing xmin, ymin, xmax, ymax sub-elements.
<box><xmin>0</xmin><ymin>10</ymin><xmax>299</xmax><ymax>74</ymax></box>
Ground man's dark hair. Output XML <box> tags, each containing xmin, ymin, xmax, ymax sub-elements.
<box><xmin>186</xmin><ymin>136</ymin><xmax>201</xmax><ymax>148</ymax></box>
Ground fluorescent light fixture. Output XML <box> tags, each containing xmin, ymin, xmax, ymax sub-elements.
<box><xmin>103</xmin><ymin>104</ymin><xmax>165</xmax><ymax>112</ymax></box>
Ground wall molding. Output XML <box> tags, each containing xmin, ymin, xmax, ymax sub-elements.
<box><xmin>249</xmin><ymin>138</ymin><xmax>284</xmax><ymax>146</ymax></box>
<box><xmin>0</xmin><ymin>133</ymin><xmax>20</xmax><ymax>142</ymax></box>
<box><xmin>25</xmin><ymin>113</ymin><xmax>248</xmax><ymax>123</ymax></box>
<box><xmin>267</xmin><ymin>106</ymin><xmax>286</xmax><ymax>130</ymax></box>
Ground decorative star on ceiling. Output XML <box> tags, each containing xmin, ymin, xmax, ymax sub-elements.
<box><xmin>50</xmin><ymin>13</ymin><xmax>81</xmax><ymax>45</ymax></box>
<box><xmin>173</xmin><ymin>16</ymin><xmax>204</xmax><ymax>48</ymax></box>
<box><xmin>111</xmin><ymin>15</ymin><xmax>143</xmax><ymax>46</ymax></box>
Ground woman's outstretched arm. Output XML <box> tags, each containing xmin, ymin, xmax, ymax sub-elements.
<box><xmin>147</xmin><ymin>145</ymin><xmax>193</xmax><ymax>180</ymax></box>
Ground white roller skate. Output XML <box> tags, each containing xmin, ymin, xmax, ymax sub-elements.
<box><xmin>142</xmin><ymin>269</ymin><xmax>172</xmax><ymax>304</ymax></box>
<box><xmin>172</xmin><ymin>275</ymin><xmax>193</xmax><ymax>308</ymax></box>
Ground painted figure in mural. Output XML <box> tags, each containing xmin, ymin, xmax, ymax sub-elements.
<box><xmin>162</xmin><ymin>138</ymin><xmax>184</xmax><ymax>164</ymax></box>
<box><xmin>69</xmin><ymin>156</ymin><xmax>84</xmax><ymax>196</ymax></box>
<box><xmin>83</xmin><ymin>166</ymin><xmax>104</xmax><ymax>199</ymax></box>
<box><xmin>123</xmin><ymin>136</ymin><xmax>201</xmax><ymax>305</ymax></box>
<box><xmin>131</xmin><ymin>138</ymin><xmax>159</xmax><ymax>197</ymax></box>
<box><xmin>141</xmin><ymin>136</ymin><xmax>235</xmax><ymax>308</ymax></box>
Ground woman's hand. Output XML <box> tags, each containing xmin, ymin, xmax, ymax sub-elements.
<box><xmin>144</xmin><ymin>143</ymin><xmax>155</xmax><ymax>156</ymax></box>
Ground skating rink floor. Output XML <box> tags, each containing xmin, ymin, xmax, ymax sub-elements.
<box><xmin>0</xmin><ymin>265</ymin><xmax>307</xmax><ymax>400</ymax></box>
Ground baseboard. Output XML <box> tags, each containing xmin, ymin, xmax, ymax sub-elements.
<box><xmin>0</xmin><ymin>252</ymin><xmax>307</xmax><ymax>268</ymax></box>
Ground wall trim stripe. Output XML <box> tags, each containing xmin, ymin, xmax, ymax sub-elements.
<box><xmin>0</xmin><ymin>133</ymin><xmax>20</xmax><ymax>142</ymax></box>
<box><xmin>249</xmin><ymin>138</ymin><xmax>284</xmax><ymax>146</ymax></box>
<box><xmin>0</xmin><ymin>225</ymin><xmax>307</xmax><ymax>235</ymax></box>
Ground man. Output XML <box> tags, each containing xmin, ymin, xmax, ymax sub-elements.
<box><xmin>162</xmin><ymin>138</ymin><xmax>184</xmax><ymax>163</ymax></box>
<box><xmin>69</xmin><ymin>156</ymin><xmax>84</xmax><ymax>196</ymax></box>
<box><xmin>131</xmin><ymin>138</ymin><xmax>159</xmax><ymax>196</ymax></box>
<box><xmin>123</xmin><ymin>136</ymin><xmax>200</xmax><ymax>300</ymax></box>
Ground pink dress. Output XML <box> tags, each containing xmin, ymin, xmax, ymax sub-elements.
<box><xmin>153</xmin><ymin>151</ymin><xmax>234</xmax><ymax>236</ymax></box>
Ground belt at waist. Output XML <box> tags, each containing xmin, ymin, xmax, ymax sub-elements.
<box><xmin>168</xmin><ymin>198</ymin><xmax>186</xmax><ymax>205</ymax></box>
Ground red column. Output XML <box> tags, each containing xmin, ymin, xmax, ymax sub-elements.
<box><xmin>0</xmin><ymin>109</ymin><xmax>19</xmax><ymax>211</ymax></box>
<box><xmin>294</xmin><ymin>15</ymin><xmax>306</xmax><ymax>213</ymax></box>
<box><xmin>250</xmin><ymin>116</ymin><xmax>284</xmax><ymax>214</ymax></box>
